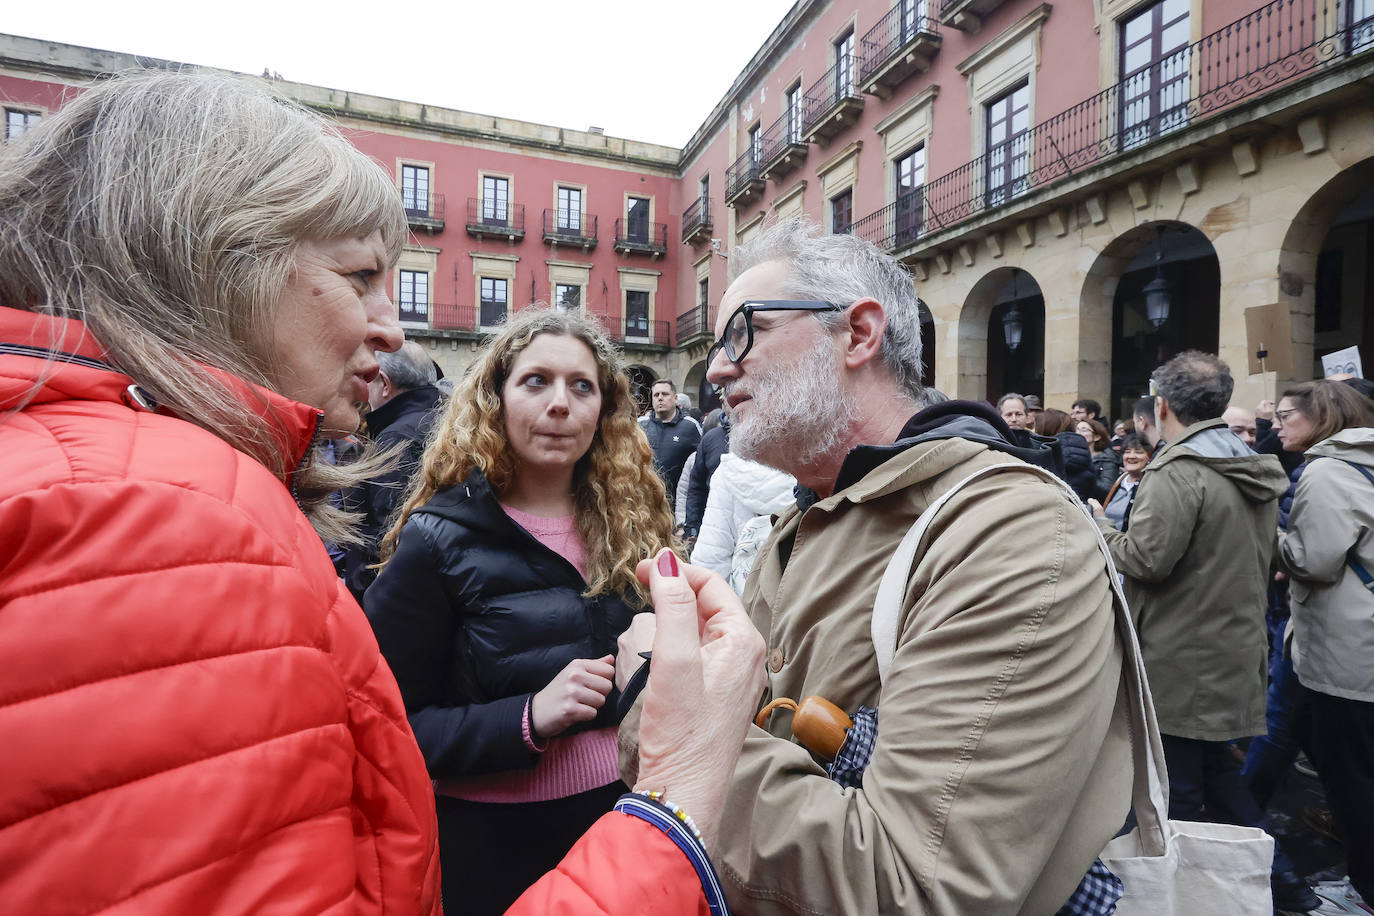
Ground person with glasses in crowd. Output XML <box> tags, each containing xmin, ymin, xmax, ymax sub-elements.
<box><xmin>1271</xmin><ymin>379</ymin><xmax>1374</xmax><ymax>915</ymax></box>
<box><xmin>616</xmin><ymin>219</ymin><xmax>1132</xmax><ymax>915</ymax></box>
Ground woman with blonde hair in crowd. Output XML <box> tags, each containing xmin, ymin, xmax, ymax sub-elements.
<box><xmin>367</xmin><ymin>307</ymin><xmax>678</xmax><ymax>915</ymax></box>
<box><xmin>1273</xmin><ymin>378</ymin><xmax>1374</xmax><ymax>913</ymax></box>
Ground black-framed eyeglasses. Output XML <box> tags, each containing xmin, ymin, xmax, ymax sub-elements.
<box><xmin>707</xmin><ymin>300</ymin><xmax>844</xmax><ymax>366</ymax></box>
<box><xmin>1273</xmin><ymin>407</ymin><xmax>1301</xmax><ymax>426</ymax></box>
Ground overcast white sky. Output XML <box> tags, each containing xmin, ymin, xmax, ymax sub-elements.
<box><xmin>6</xmin><ymin>1</ymin><xmax>797</xmax><ymax>148</ymax></box>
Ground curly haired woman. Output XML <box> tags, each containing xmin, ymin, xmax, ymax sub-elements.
<box><xmin>366</xmin><ymin>307</ymin><xmax>676</xmax><ymax>915</ymax></box>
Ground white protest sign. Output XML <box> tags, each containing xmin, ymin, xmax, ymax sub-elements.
<box><xmin>1321</xmin><ymin>345</ymin><xmax>1363</xmax><ymax>379</ymax></box>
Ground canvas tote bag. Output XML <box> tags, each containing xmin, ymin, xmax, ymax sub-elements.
<box><xmin>872</xmin><ymin>461</ymin><xmax>1274</xmax><ymax>916</ymax></box>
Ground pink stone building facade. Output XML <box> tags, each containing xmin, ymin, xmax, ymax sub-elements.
<box><xmin>5</xmin><ymin>0</ymin><xmax>1374</xmax><ymax>416</ymax></box>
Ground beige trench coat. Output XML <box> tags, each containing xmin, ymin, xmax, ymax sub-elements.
<box><xmin>623</xmin><ymin>436</ymin><xmax>1132</xmax><ymax>915</ymax></box>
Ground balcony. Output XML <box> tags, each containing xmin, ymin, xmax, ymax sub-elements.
<box><xmin>682</xmin><ymin>196</ymin><xmax>713</xmax><ymax>246</ymax></box>
<box><xmin>465</xmin><ymin>199</ymin><xmax>526</xmax><ymax>242</ymax></box>
<box><xmin>676</xmin><ymin>304</ymin><xmax>712</xmax><ymax>347</ymax></box>
<box><xmin>431</xmin><ymin>303</ymin><xmax>477</xmax><ymax>331</ymax></box>
<box><xmin>542</xmin><ymin>210</ymin><xmax>598</xmax><ymax>250</ymax></box>
<box><xmin>588</xmin><ymin>312</ymin><xmax>671</xmax><ymax>347</ymax></box>
<box><xmin>859</xmin><ymin>4</ymin><xmax>941</xmax><ymax>99</ymax></box>
<box><xmin>896</xmin><ymin>0</ymin><xmax>1374</xmax><ymax>250</ymax></box>
<box><xmin>938</xmin><ymin>0</ymin><xmax>1008</xmax><ymax>33</ymax></box>
<box><xmin>757</xmin><ymin>111</ymin><xmax>808</xmax><ymax>182</ymax></box>
<box><xmin>851</xmin><ymin>188</ymin><xmax>925</xmax><ymax>253</ymax></box>
<box><xmin>724</xmin><ymin>148</ymin><xmax>765</xmax><ymax>207</ymax></box>
<box><xmin>404</xmin><ymin>193</ymin><xmax>445</xmax><ymax>233</ymax></box>
<box><xmin>801</xmin><ymin>60</ymin><xmax>864</xmax><ymax>145</ymax></box>
<box><xmin>613</xmin><ymin>219</ymin><xmax>669</xmax><ymax>258</ymax></box>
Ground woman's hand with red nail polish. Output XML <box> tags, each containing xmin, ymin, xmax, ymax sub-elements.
<box><xmin>626</xmin><ymin>548</ymin><xmax>766</xmax><ymax>851</ymax></box>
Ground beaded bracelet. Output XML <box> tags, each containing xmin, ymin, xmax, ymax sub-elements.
<box><xmin>634</xmin><ymin>789</ymin><xmax>703</xmax><ymax>844</ymax></box>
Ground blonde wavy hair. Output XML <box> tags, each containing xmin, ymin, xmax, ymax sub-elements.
<box><xmin>381</xmin><ymin>308</ymin><xmax>674</xmax><ymax>603</ymax></box>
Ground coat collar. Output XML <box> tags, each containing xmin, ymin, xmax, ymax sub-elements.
<box><xmin>0</xmin><ymin>306</ymin><xmax>322</xmax><ymax>477</ymax></box>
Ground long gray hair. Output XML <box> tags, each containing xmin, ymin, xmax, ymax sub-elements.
<box><xmin>0</xmin><ymin>69</ymin><xmax>407</xmax><ymax>543</ymax></box>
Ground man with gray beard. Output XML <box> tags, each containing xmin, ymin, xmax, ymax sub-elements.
<box><xmin>618</xmin><ymin>219</ymin><xmax>1132</xmax><ymax>915</ymax></box>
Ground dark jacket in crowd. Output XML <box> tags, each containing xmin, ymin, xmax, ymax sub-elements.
<box><xmin>684</xmin><ymin>415</ymin><xmax>731</xmax><ymax>536</ymax></box>
<box><xmin>792</xmin><ymin>400</ymin><xmax>1063</xmax><ymax>510</ymax></box>
<box><xmin>342</xmin><ymin>384</ymin><xmax>443</xmax><ymax>601</ymax></box>
<box><xmin>1091</xmin><ymin>449</ymin><xmax>1122</xmax><ymax>501</ymax></box>
<box><xmin>1255</xmin><ymin>416</ymin><xmax>1304</xmax><ymax>475</ymax></box>
<box><xmin>1278</xmin><ymin>459</ymin><xmax>1307</xmax><ymax>531</ymax></box>
<box><xmin>365</xmin><ymin>468</ymin><xmax>637</xmax><ymax>779</ymax></box>
<box><xmin>639</xmin><ymin>408</ymin><xmax>701</xmax><ymax>508</ymax></box>
<box><xmin>1056</xmin><ymin>431</ymin><xmax>1097</xmax><ymax>503</ymax></box>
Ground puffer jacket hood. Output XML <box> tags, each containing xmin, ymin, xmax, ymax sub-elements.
<box><xmin>1151</xmin><ymin>418</ymin><xmax>1290</xmax><ymax>504</ymax></box>
<box><xmin>716</xmin><ymin>452</ymin><xmax>796</xmax><ymax>517</ymax></box>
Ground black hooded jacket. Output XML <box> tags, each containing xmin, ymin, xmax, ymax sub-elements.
<box><xmin>364</xmin><ymin>469</ymin><xmax>637</xmax><ymax>780</ymax></box>
<box><xmin>796</xmin><ymin>400</ymin><xmax>1064</xmax><ymax>510</ymax></box>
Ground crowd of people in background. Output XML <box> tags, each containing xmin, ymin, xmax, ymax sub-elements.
<box><xmin>4</xmin><ymin>68</ymin><xmax>1373</xmax><ymax>916</ymax></box>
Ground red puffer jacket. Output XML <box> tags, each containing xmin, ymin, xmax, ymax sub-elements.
<box><xmin>1</xmin><ymin>307</ymin><xmax>719</xmax><ymax>916</ymax></box>
<box><xmin>0</xmin><ymin>308</ymin><xmax>442</xmax><ymax>914</ymax></box>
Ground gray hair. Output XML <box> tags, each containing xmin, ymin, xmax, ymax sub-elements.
<box><xmin>377</xmin><ymin>341</ymin><xmax>437</xmax><ymax>392</ymax></box>
<box><xmin>1151</xmin><ymin>350</ymin><xmax>1233</xmax><ymax>425</ymax></box>
<box><xmin>997</xmin><ymin>392</ymin><xmax>1027</xmax><ymax>411</ymax></box>
<box><xmin>0</xmin><ymin>68</ymin><xmax>407</xmax><ymax>543</ymax></box>
<box><xmin>732</xmin><ymin>218</ymin><xmax>925</xmax><ymax>401</ymax></box>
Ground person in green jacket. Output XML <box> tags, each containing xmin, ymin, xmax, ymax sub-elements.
<box><xmin>1090</xmin><ymin>350</ymin><xmax>1314</xmax><ymax>913</ymax></box>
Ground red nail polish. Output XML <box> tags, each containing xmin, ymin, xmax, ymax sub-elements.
<box><xmin>657</xmin><ymin>550</ymin><xmax>679</xmax><ymax>577</ymax></box>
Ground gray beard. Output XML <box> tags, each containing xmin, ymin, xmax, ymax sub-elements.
<box><xmin>727</xmin><ymin>334</ymin><xmax>856</xmax><ymax>474</ymax></box>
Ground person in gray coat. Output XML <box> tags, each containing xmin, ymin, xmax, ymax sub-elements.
<box><xmin>1275</xmin><ymin>379</ymin><xmax>1374</xmax><ymax>911</ymax></box>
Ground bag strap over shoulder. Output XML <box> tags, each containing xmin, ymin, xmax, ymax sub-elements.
<box><xmin>1316</xmin><ymin>457</ymin><xmax>1374</xmax><ymax>594</ymax></box>
<box><xmin>872</xmin><ymin>460</ymin><xmax>1172</xmax><ymax>856</ymax></box>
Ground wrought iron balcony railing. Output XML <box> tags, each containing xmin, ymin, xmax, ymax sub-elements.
<box><xmin>801</xmin><ymin>57</ymin><xmax>865</xmax><ymax>143</ymax></box>
<box><xmin>682</xmin><ymin>196</ymin><xmax>713</xmax><ymax>245</ymax></box>
<box><xmin>403</xmin><ymin>193</ymin><xmax>445</xmax><ymax>232</ymax></box>
<box><xmin>757</xmin><ymin>109</ymin><xmax>808</xmax><ymax>181</ymax></box>
<box><xmin>587</xmin><ymin>311</ymin><xmax>671</xmax><ymax>346</ymax></box>
<box><xmin>724</xmin><ymin>147</ymin><xmax>765</xmax><ymax>206</ymax></box>
<box><xmin>859</xmin><ymin>2</ymin><xmax>941</xmax><ymax>97</ymax></box>
<box><xmin>431</xmin><ymin>303</ymin><xmax>477</xmax><ymax>331</ymax></box>
<box><xmin>851</xmin><ymin>188</ymin><xmax>926</xmax><ymax>253</ymax></box>
<box><xmin>542</xmin><ymin>210</ymin><xmax>598</xmax><ymax>249</ymax></box>
<box><xmin>465</xmin><ymin>198</ymin><xmax>526</xmax><ymax>241</ymax></box>
<box><xmin>880</xmin><ymin>0</ymin><xmax>1374</xmax><ymax>249</ymax></box>
<box><xmin>613</xmin><ymin>218</ymin><xmax>669</xmax><ymax>256</ymax></box>
<box><xmin>676</xmin><ymin>304</ymin><xmax>711</xmax><ymax>346</ymax></box>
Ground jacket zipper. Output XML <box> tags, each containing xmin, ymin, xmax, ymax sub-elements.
<box><xmin>0</xmin><ymin>342</ymin><xmax>117</xmax><ymax>372</ymax></box>
<box><xmin>288</xmin><ymin>412</ymin><xmax>323</xmax><ymax>514</ymax></box>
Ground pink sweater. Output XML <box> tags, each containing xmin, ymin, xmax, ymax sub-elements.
<box><xmin>436</xmin><ymin>504</ymin><xmax>621</xmax><ymax>803</ymax></box>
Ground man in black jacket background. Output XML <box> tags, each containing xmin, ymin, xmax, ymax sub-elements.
<box><xmin>639</xmin><ymin>378</ymin><xmax>700</xmax><ymax>511</ymax></box>
<box><xmin>343</xmin><ymin>341</ymin><xmax>444</xmax><ymax>601</ymax></box>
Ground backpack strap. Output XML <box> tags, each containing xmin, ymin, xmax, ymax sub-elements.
<box><xmin>1319</xmin><ymin>457</ymin><xmax>1374</xmax><ymax>594</ymax></box>
<box><xmin>871</xmin><ymin>459</ymin><xmax>1173</xmax><ymax>855</ymax></box>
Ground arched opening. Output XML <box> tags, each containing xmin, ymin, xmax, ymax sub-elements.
<box><xmin>683</xmin><ymin>359</ymin><xmax>719</xmax><ymax>414</ymax></box>
<box><xmin>1314</xmin><ymin>185</ymin><xmax>1374</xmax><ymax>373</ymax></box>
<box><xmin>956</xmin><ymin>267</ymin><xmax>1046</xmax><ymax>402</ymax></box>
<box><xmin>1095</xmin><ymin>221</ymin><xmax>1220</xmax><ymax>422</ymax></box>
<box><xmin>626</xmin><ymin>364</ymin><xmax>656</xmax><ymax>416</ymax></box>
<box><xmin>1280</xmin><ymin>157</ymin><xmax>1374</xmax><ymax>382</ymax></box>
<box><xmin>918</xmin><ymin>299</ymin><xmax>937</xmax><ymax>390</ymax></box>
